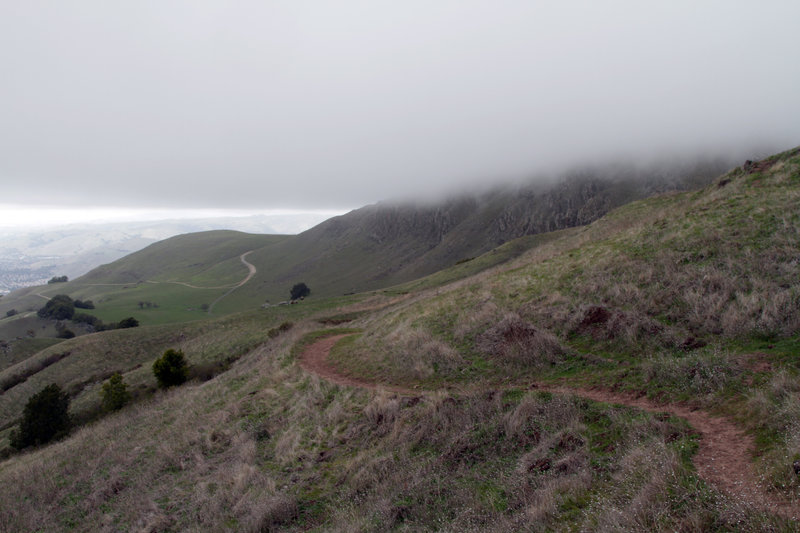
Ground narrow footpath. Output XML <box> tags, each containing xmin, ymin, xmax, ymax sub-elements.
<box><xmin>299</xmin><ymin>334</ymin><xmax>799</xmax><ymax>521</ymax></box>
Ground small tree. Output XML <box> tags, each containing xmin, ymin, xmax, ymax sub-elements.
<box><xmin>118</xmin><ymin>317</ymin><xmax>139</xmax><ymax>329</ymax></box>
<box><xmin>100</xmin><ymin>373</ymin><xmax>130</xmax><ymax>411</ymax></box>
<box><xmin>153</xmin><ymin>348</ymin><xmax>188</xmax><ymax>388</ymax></box>
<box><xmin>74</xmin><ymin>299</ymin><xmax>94</xmax><ymax>309</ymax></box>
<box><xmin>11</xmin><ymin>383</ymin><xmax>70</xmax><ymax>449</ymax></box>
<box><xmin>290</xmin><ymin>282</ymin><xmax>310</xmax><ymax>300</ymax></box>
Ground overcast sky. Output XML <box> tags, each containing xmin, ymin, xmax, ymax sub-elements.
<box><xmin>2</xmin><ymin>1</ymin><xmax>800</xmax><ymax>217</ymax></box>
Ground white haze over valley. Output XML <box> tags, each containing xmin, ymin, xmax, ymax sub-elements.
<box><xmin>0</xmin><ymin>209</ymin><xmax>344</xmax><ymax>294</ymax></box>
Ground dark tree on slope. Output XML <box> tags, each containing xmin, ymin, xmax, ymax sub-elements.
<box><xmin>153</xmin><ymin>348</ymin><xmax>188</xmax><ymax>388</ymax></box>
<box><xmin>10</xmin><ymin>383</ymin><xmax>71</xmax><ymax>449</ymax></box>
<box><xmin>37</xmin><ymin>295</ymin><xmax>75</xmax><ymax>320</ymax></box>
<box><xmin>118</xmin><ymin>317</ymin><xmax>139</xmax><ymax>329</ymax></box>
<box><xmin>290</xmin><ymin>282</ymin><xmax>310</xmax><ymax>300</ymax></box>
<box><xmin>74</xmin><ymin>299</ymin><xmax>94</xmax><ymax>309</ymax></box>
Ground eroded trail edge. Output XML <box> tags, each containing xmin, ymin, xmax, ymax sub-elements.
<box><xmin>299</xmin><ymin>334</ymin><xmax>799</xmax><ymax>520</ymax></box>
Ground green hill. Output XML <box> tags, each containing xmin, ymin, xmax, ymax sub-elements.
<box><xmin>0</xmin><ymin>158</ymin><xmax>732</xmax><ymax>330</ymax></box>
<box><xmin>1</xmin><ymin>149</ymin><xmax>798</xmax><ymax>530</ymax></box>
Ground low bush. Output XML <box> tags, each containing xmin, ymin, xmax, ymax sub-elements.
<box><xmin>101</xmin><ymin>372</ymin><xmax>131</xmax><ymax>412</ymax></box>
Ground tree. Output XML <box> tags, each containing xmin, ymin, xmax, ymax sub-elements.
<box><xmin>10</xmin><ymin>383</ymin><xmax>70</xmax><ymax>449</ymax></box>
<box><xmin>47</xmin><ymin>275</ymin><xmax>68</xmax><ymax>284</ymax></box>
<box><xmin>37</xmin><ymin>294</ymin><xmax>75</xmax><ymax>320</ymax></box>
<box><xmin>153</xmin><ymin>348</ymin><xmax>188</xmax><ymax>388</ymax></box>
<box><xmin>290</xmin><ymin>282</ymin><xmax>310</xmax><ymax>300</ymax></box>
<box><xmin>74</xmin><ymin>299</ymin><xmax>94</xmax><ymax>309</ymax></box>
<box><xmin>100</xmin><ymin>373</ymin><xmax>130</xmax><ymax>411</ymax></box>
<box><xmin>117</xmin><ymin>317</ymin><xmax>139</xmax><ymax>329</ymax></box>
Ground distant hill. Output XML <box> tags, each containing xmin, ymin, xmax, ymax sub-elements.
<box><xmin>215</xmin><ymin>156</ymin><xmax>736</xmax><ymax>310</ymax></box>
<box><xmin>0</xmin><ymin>156</ymin><xmax>738</xmax><ymax>326</ymax></box>
<box><xmin>1</xmin><ymin>156</ymin><xmax>728</xmax><ymax>321</ymax></box>
<box><xmin>0</xmin><ymin>213</ymin><xmax>334</xmax><ymax>294</ymax></box>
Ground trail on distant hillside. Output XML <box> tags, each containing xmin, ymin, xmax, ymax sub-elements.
<box><xmin>141</xmin><ymin>250</ymin><xmax>257</xmax><ymax>291</ymax></box>
<box><xmin>299</xmin><ymin>334</ymin><xmax>799</xmax><ymax>521</ymax></box>
<box><xmin>206</xmin><ymin>251</ymin><xmax>257</xmax><ymax>313</ymax></box>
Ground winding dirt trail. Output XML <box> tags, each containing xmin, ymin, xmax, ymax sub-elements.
<box><xmin>142</xmin><ymin>250</ymin><xmax>258</xmax><ymax>291</ymax></box>
<box><xmin>206</xmin><ymin>251</ymin><xmax>257</xmax><ymax>313</ymax></box>
<box><xmin>299</xmin><ymin>334</ymin><xmax>799</xmax><ymax>521</ymax></box>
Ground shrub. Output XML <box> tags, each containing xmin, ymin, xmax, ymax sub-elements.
<box><xmin>117</xmin><ymin>317</ymin><xmax>139</xmax><ymax>329</ymax></box>
<box><xmin>267</xmin><ymin>321</ymin><xmax>294</xmax><ymax>338</ymax></box>
<box><xmin>290</xmin><ymin>282</ymin><xmax>310</xmax><ymax>300</ymax></box>
<box><xmin>73</xmin><ymin>313</ymin><xmax>102</xmax><ymax>327</ymax></box>
<box><xmin>10</xmin><ymin>383</ymin><xmax>70</xmax><ymax>449</ymax></box>
<box><xmin>57</xmin><ymin>328</ymin><xmax>75</xmax><ymax>339</ymax></box>
<box><xmin>73</xmin><ymin>299</ymin><xmax>94</xmax><ymax>309</ymax></box>
<box><xmin>5</xmin><ymin>309</ymin><xmax>17</xmax><ymax>317</ymax></box>
<box><xmin>153</xmin><ymin>348</ymin><xmax>188</xmax><ymax>388</ymax></box>
<box><xmin>100</xmin><ymin>373</ymin><xmax>131</xmax><ymax>411</ymax></box>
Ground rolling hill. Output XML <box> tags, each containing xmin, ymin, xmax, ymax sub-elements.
<box><xmin>0</xmin><ymin>147</ymin><xmax>798</xmax><ymax>530</ymax></box>
<box><xmin>0</xmin><ymin>156</ymin><xmax>735</xmax><ymax>332</ymax></box>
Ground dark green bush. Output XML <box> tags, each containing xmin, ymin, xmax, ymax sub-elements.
<box><xmin>117</xmin><ymin>317</ymin><xmax>139</xmax><ymax>329</ymax></box>
<box><xmin>57</xmin><ymin>328</ymin><xmax>75</xmax><ymax>339</ymax></box>
<box><xmin>10</xmin><ymin>383</ymin><xmax>70</xmax><ymax>449</ymax></box>
<box><xmin>74</xmin><ymin>299</ymin><xmax>94</xmax><ymax>309</ymax></box>
<box><xmin>152</xmin><ymin>348</ymin><xmax>188</xmax><ymax>388</ymax></box>
<box><xmin>290</xmin><ymin>282</ymin><xmax>310</xmax><ymax>300</ymax></box>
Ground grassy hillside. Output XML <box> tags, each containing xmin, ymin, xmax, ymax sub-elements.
<box><xmin>0</xmin><ymin>159</ymin><xmax>731</xmax><ymax>330</ymax></box>
<box><xmin>0</xmin><ymin>231</ymin><xmax>289</xmax><ymax>328</ymax></box>
<box><xmin>330</xmin><ymin>146</ymin><xmax>800</xmax><ymax>510</ymax></box>
<box><xmin>0</xmin><ymin>148</ymin><xmax>797</xmax><ymax>530</ymax></box>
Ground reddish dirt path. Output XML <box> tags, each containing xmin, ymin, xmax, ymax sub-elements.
<box><xmin>299</xmin><ymin>334</ymin><xmax>799</xmax><ymax>521</ymax></box>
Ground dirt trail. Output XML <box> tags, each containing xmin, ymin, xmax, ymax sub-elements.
<box><xmin>143</xmin><ymin>250</ymin><xmax>257</xmax><ymax>291</ymax></box>
<box><xmin>207</xmin><ymin>251</ymin><xmax>257</xmax><ymax>313</ymax></box>
<box><xmin>299</xmin><ymin>334</ymin><xmax>799</xmax><ymax>521</ymax></box>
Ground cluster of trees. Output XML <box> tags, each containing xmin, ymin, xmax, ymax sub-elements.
<box><xmin>11</xmin><ymin>348</ymin><xmax>189</xmax><ymax>451</ymax></box>
<box><xmin>47</xmin><ymin>276</ymin><xmax>68</xmax><ymax>284</ymax></box>
<box><xmin>11</xmin><ymin>314</ymin><xmax>300</xmax><ymax>451</ymax></box>
<box><xmin>37</xmin><ymin>295</ymin><xmax>75</xmax><ymax>320</ymax></box>
<box><xmin>37</xmin><ymin>294</ymin><xmax>138</xmax><ymax>332</ymax></box>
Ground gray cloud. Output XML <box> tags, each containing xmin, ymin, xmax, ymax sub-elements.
<box><xmin>2</xmin><ymin>1</ymin><xmax>799</xmax><ymax>210</ymax></box>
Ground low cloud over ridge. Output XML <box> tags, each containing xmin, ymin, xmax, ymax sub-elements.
<box><xmin>2</xmin><ymin>1</ymin><xmax>799</xmax><ymax>211</ymax></box>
